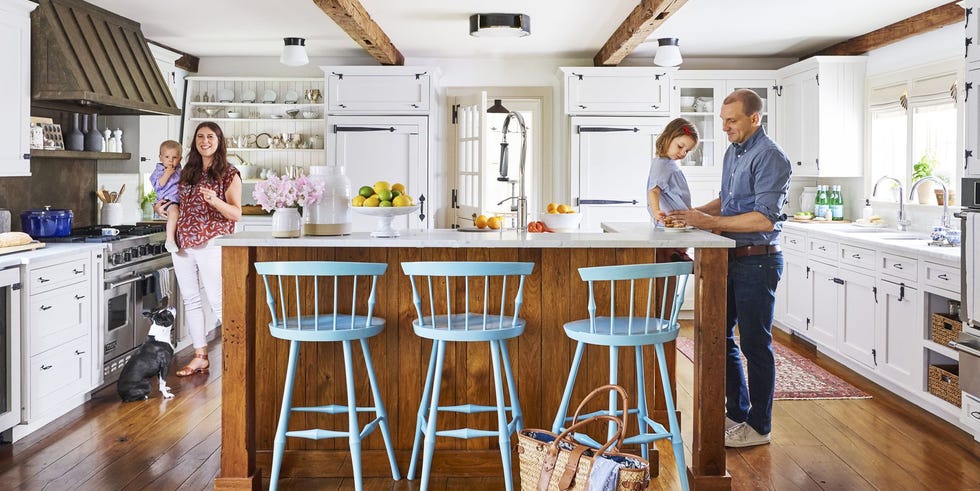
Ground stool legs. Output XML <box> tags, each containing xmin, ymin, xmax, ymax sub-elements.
<box><xmin>607</xmin><ymin>346</ymin><xmax>620</xmax><ymax>442</ymax></box>
<box><xmin>341</xmin><ymin>340</ymin><xmax>365</xmax><ymax>491</ymax></box>
<box><xmin>360</xmin><ymin>339</ymin><xmax>401</xmax><ymax>481</ymax></box>
<box><xmin>551</xmin><ymin>341</ymin><xmax>586</xmax><ymax>433</ymax></box>
<box><xmin>656</xmin><ymin>343</ymin><xmax>689</xmax><ymax>491</ymax></box>
<box><xmin>270</xmin><ymin>340</ymin><xmax>300</xmax><ymax>491</ymax></box>
<box><xmin>490</xmin><ymin>340</ymin><xmax>515</xmax><ymax>491</ymax></box>
<box><xmin>420</xmin><ymin>340</ymin><xmax>447</xmax><ymax>491</ymax></box>
<box><xmin>408</xmin><ymin>340</ymin><xmax>440</xmax><ymax>481</ymax></box>
<box><xmin>634</xmin><ymin>346</ymin><xmax>651</xmax><ymax>461</ymax></box>
<box><xmin>497</xmin><ymin>340</ymin><xmax>523</xmax><ymax>432</ymax></box>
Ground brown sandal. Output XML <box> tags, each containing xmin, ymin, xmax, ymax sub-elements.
<box><xmin>176</xmin><ymin>353</ymin><xmax>210</xmax><ymax>377</ymax></box>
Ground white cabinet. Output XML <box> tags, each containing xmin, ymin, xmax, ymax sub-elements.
<box><xmin>325</xmin><ymin>67</ymin><xmax>433</xmax><ymax>114</ymax></box>
<box><xmin>0</xmin><ymin>0</ymin><xmax>36</xmax><ymax>177</ymax></box>
<box><xmin>808</xmin><ymin>259</ymin><xmax>840</xmax><ymax>350</ymax></box>
<box><xmin>562</xmin><ymin>67</ymin><xmax>672</xmax><ymax>115</ymax></box>
<box><xmin>837</xmin><ymin>267</ymin><xmax>877</xmax><ymax>368</ymax></box>
<box><xmin>965</xmin><ymin>67</ymin><xmax>980</xmax><ymax>177</ymax></box>
<box><xmin>968</xmin><ymin>1</ymin><xmax>980</xmax><ymax>67</ymax></box>
<box><xmin>775</xmin><ymin>56</ymin><xmax>866</xmax><ymax>177</ymax></box>
<box><xmin>782</xmin><ymin>252</ymin><xmax>810</xmax><ymax>331</ymax></box>
<box><xmin>182</xmin><ymin>77</ymin><xmax>326</xmax><ymax>181</ymax></box>
<box><xmin>671</xmin><ymin>72</ymin><xmax>777</xmax><ymax>175</ymax></box>
<box><xmin>876</xmin><ymin>279</ymin><xmax>922</xmax><ymax>388</ymax></box>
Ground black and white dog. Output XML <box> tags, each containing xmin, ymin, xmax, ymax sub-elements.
<box><xmin>117</xmin><ymin>306</ymin><xmax>176</xmax><ymax>402</ymax></box>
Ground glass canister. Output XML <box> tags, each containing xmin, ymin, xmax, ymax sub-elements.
<box><xmin>303</xmin><ymin>165</ymin><xmax>352</xmax><ymax>236</ymax></box>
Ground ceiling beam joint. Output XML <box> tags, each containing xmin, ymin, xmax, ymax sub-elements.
<box><xmin>593</xmin><ymin>0</ymin><xmax>690</xmax><ymax>67</ymax></box>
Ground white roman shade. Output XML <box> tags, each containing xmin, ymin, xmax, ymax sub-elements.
<box><xmin>907</xmin><ymin>71</ymin><xmax>958</xmax><ymax>105</ymax></box>
<box><xmin>869</xmin><ymin>82</ymin><xmax>907</xmax><ymax>111</ymax></box>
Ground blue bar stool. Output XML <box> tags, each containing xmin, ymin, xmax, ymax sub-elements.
<box><xmin>255</xmin><ymin>261</ymin><xmax>400</xmax><ymax>491</ymax></box>
<box><xmin>550</xmin><ymin>262</ymin><xmax>693</xmax><ymax>491</ymax></box>
<box><xmin>401</xmin><ymin>261</ymin><xmax>535</xmax><ymax>491</ymax></box>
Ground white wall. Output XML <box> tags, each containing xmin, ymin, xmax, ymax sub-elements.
<box><xmin>866</xmin><ymin>24</ymin><xmax>963</xmax><ymax>77</ymax></box>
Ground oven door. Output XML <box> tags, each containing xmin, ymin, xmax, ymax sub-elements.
<box><xmin>103</xmin><ymin>273</ymin><xmax>137</xmax><ymax>364</ymax></box>
<box><xmin>0</xmin><ymin>266</ymin><xmax>22</xmax><ymax>433</ymax></box>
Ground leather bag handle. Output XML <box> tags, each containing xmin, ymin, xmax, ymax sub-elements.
<box><xmin>570</xmin><ymin>384</ymin><xmax>630</xmax><ymax>443</ymax></box>
<box><xmin>548</xmin><ymin>414</ymin><xmax>626</xmax><ymax>491</ymax></box>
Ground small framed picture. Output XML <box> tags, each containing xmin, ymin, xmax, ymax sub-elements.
<box><xmin>41</xmin><ymin>123</ymin><xmax>64</xmax><ymax>150</ymax></box>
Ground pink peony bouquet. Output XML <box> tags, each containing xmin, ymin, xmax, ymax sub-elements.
<box><xmin>252</xmin><ymin>175</ymin><xmax>325</xmax><ymax>212</ymax></box>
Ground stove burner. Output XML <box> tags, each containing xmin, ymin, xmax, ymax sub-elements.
<box><xmin>67</xmin><ymin>224</ymin><xmax>166</xmax><ymax>237</ymax></box>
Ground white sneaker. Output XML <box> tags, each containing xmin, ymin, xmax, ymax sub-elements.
<box><xmin>165</xmin><ymin>240</ymin><xmax>179</xmax><ymax>253</ymax></box>
<box><xmin>725</xmin><ymin>416</ymin><xmax>741</xmax><ymax>432</ymax></box>
<box><xmin>724</xmin><ymin>422</ymin><xmax>771</xmax><ymax>448</ymax></box>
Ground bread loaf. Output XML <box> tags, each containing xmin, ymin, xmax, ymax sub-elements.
<box><xmin>0</xmin><ymin>231</ymin><xmax>33</xmax><ymax>248</ymax></box>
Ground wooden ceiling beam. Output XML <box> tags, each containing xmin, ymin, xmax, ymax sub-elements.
<box><xmin>593</xmin><ymin>0</ymin><xmax>689</xmax><ymax>67</ymax></box>
<box><xmin>146</xmin><ymin>40</ymin><xmax>199</xmax><ymax>73</ymax></box>
<box><xmin>805</xmin><ymin>2</ymin><xmax>964</xmax><ymax>59</ymax></box>
<box><xmin>313</xmin><ymin>0</ymin><xmax>404</xmax><ymax>65</ymax></box>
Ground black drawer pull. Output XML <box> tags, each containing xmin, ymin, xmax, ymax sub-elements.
<box><xmin>41</xmin><ymin>364</ymin><xmax>52</xmax><ymax>370</ymax></box>
<box><xmin>938</xmin><ymin>273</ymin><xmax>949</xmax><ymax>280</ymax></box>
<box><xmin>38</xmin><ymin>277</ymin><xmax>50</xmax><ymax>283</ymax></box>
<box><xmin>73</xmin><ymin>268</ymin><xmax>84</xmax><ymax>274</ymax></box>
<box><xmin>40</xmin><ymin>305</ymin><xmax>52</xmax><ymax>311</ymax></box>
<box><xmin>818</xmin><ymin>246</ymin><xmax>826</xmax><ymax>251</ymax></box>
<box><xmin>75</xmin><ymin>294</ymin><xmax>85</xmax><ymax>300</ymax></box>
<box><xmin>75</xmin><ymin>350</ymin><xmax>85</xmax><ymax>355</ymax></box>
<box><xmin>893</xmin><ymin>263</ymin><xmax>903</xmax><ymax>270</ymax></box>
<box><xmin>852</xmin><ymin>253</ymin><xmax>861</xmax><ymax>259</ymax></box>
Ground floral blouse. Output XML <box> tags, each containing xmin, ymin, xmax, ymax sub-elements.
<box><xmin>175</xmin><ymin>165</ymin><xmax>240</xmax><ymax>249</ymax></box>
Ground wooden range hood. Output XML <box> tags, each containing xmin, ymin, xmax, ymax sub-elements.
<box><xmin>31</xmin><ymin>0</ymin><xmax>181</xmax><ymax>116</ymax></box>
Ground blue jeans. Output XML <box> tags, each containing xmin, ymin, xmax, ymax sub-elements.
<box><xmin>725</xmin><ymin>253</ymin><xmax>783</xmax><ymax>435</ymax></box>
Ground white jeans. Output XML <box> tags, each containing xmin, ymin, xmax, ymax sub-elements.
<box><xmin>172</xmin><ymin>240</ymin><xmax>222</xmax><ymax>349</ymax></box>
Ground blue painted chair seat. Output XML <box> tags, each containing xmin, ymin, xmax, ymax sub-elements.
<box><xmin>268</xmin><ymin>314</ymin><xmax>384</xmax><ymax>342</ymax></box>
<box><xmin>563</xmin><ymin>317</ymin><xmax>679</xmax><ymax>347</ymax></box>
<box><xmin>412</xmin><ymin>313</ymin><xmax>525</xmax><ymax>342</ymax></box>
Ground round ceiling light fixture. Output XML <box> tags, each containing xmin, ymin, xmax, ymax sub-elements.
<box><xmin>280</xmin><ymin>37</ymin><xmax>309</xmax><ymax>67</ymax></box>
<box><xmin>653</xmin><ymin>38</ymin><xmax>683</xmax><ymax>67</ymax></box>
<box><xmin>469</xmin><ymin>13</ymin><xmax>531</xmax><ymax>38</ymax></box>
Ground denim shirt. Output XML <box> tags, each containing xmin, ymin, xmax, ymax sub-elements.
<box><xmin>719</xmin><ymin>127</ymin><xmax>791</xmax><ymax>247</ymax></box>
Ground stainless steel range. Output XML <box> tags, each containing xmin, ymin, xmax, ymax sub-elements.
<box><xmin>43</xmin><ymin>224</ymin><xmax>182</xmax><ymax>386</ymax></box>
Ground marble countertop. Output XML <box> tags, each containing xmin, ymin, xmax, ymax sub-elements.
<box><xmin>217</xmin><ymin>223</ymin><xmax>736</xmax><ymax>249</ymax></box>
<box><xmin>0</xmin><ymin>242</ymin><xmax>106</xmax><ymax>269</ymax></box>
<box><xmin>782</xmin><ymin>221</ymin><xmax>959</xmax><ymax>263</ymax></box>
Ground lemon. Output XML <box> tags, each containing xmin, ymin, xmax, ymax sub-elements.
<box><xmin>392</xmin><ymin>195</ymin><xmax>412</xmax><ymax>207</ymax></box>
<box><xmin>373</xmin><ymin>181</ymin><xmax>390</xmax><ymax>194</ymax></box>
<box><xmin>352</xmin><ymin>195</ymin><xmax>366</xmax><ymax>207</ymax></box>
<box><xmin>546</xmin><ymin>202</ymin><xmax>558</xmax><ymax>214</ymax></box>
<box><xmin>363</xmin><ymin>196</ymin><xmax>381</xmax><ymax>207</ymax></box>
<box><xmin>379</xmin><ymin>200</ymin><xmax>393</xmax><ymax>207</ymax></box>
<box><xmin>391</xmin><ymin>183</ymin><xmax>406</xmax><ymax>194</ymax></box>
<box><xmin>474</xmin><ymin>214</ymin><xmax>488</xmax><ymax>229</ymax></box>
<box><xmin>358</xmin><ymin>186</ymin><xmax>374</xmax><ymax>198</ymax></box>
<box><xmin>487</xmin><ymin>216</ymin><xmax>502</xmax><ymax>230</ymax></box>
<box><xmin>377</xmin><ymin>189</ymin><xmax>393</xmax><ymax>202</ymax></box>
<box><xmin>558</xmin><ymin>204</ymin><xmax>573</xmax><ymax>214</ymax></box>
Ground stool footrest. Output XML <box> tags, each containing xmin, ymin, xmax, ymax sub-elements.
<box><xmin>294</xmin><ymin>404</ymin><xmax>378</xmax><ymax>414</ymax></box>
<box><xmin>285</xmin><ymin>429</ymin><xmax>349</xmax><ymax>440</ymax></box>
<box><xmin>438</xmin><ymin>403</ymin><xmax>517</xmax><ymax>414</ymax></box>
<box><xmin>436</xmin><ymin>427</ymin><xmax>512</xmax><ymax>439</ymax></box>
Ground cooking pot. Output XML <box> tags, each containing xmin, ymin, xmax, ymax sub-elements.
<box><xmin>21</xmin><ymin>206</ymin><xmax>73</xmax><ymax>238</ymax></box>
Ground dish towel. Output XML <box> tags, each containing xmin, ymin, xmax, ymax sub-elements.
<box><xmin>153</xmin><ymin>267</ymin><xmax>171</xmax><ymax>303</ymax></box>
<box><xmin>588</xmin><ymin>455</ymin><xmax>622</xmax><ymax>491</ymax></box>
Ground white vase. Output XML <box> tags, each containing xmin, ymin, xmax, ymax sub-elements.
<box><xmin>272</xmin><ymin>208</ymin><xmax>302</xmax><ymax>238</ymax></box>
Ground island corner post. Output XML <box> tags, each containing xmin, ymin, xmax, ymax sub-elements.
<box><xmin>215</xmin><ymin>243</ymin><xmax>731</xmax><ymax>490</ymax></box>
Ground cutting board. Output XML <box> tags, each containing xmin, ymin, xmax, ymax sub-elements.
<box><xmin>0</xmin><ymin>241</ymin><xmax>45</xmax><ymax>256</ymax></box>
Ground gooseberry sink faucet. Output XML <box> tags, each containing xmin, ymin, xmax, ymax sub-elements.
<box><xmin>872</xmin><ymin>176</ymin><xmax>910</xmax><ymax>231</ymax></box>
<box><xmin>489</xmin><ymin>99</ymin><xmax>528</xmax><ymax>232</ymax></box>
<box><xmin>909</xmin><ymin>176</ymin><xmax>951</xmax><ymax>229</ymax></box>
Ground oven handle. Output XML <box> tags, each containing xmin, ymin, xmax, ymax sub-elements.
<box><xmin>105</xmin><ymin>273</ymin><xmax>152</xmax><ymax>290</ymax></box>
<box><xmin>950</xmin><ymin>340</ymin><xmax>980</xmax><ymax>358</ymax></box>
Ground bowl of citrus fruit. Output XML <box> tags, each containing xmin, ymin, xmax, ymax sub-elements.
<box><xmin>350</xmin><ymin>181</ymin><xmax>419</xmax><ymax>237</ymax></box>
<box><xmin>539</xmin><ymin>202</ymin><xmax>581</xmax><ymax>232</ymax></box>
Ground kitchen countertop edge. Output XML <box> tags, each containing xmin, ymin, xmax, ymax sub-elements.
<box><xmin>0</xmin><ymin>243</ymin><xmax>106</xmax><ymax>269</ymax></box>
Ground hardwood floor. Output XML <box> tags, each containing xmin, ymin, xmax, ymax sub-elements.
<box><xmin>1</xmin><ymin>326</ymin><xmax>978</xmax><ymax>490</ymax></box>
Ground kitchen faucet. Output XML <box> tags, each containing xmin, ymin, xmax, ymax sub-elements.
<box><xmin>872</xmin><ymin>176</ymin><xmax>910</xmax><ymax>231</ymax></box>
<box><xmin>909</xmin><ymin>176</ymin><xmax>951</xmax><ymax>229</ymax></box>
<box><xmin>490</xmin><ymin>100</ymin><xmax>528</xmax><ymax>232</ymax></box>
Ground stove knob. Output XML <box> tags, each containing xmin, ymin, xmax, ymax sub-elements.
<box><xmin>110</xmin><ymin>253</ymin><xmax>121</xmax><ymax>265</ymax></box>
<box><xmin>154</xmin><ymin>244</ymin><xmax>164</xmax><ymax>254</ymax></box>
<box><xmin>123</xmin><ymin>250</ymin><xmax>131</xmax><ymax>262</ymax></box>
<box><xmin>138</xmin><ymin>245</ymin><xmax>148</xmax><ymax>256</ymax></box>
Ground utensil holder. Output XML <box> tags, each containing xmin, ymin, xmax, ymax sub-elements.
<box><xmin>100</xmin><ymin>202</ymin><xmax>123</xmax><ymax>226</ymax></box>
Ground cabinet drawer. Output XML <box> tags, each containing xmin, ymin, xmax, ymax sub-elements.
<box><xmin>807</xmin><ymin>237</ymin><xmax>839</xmax><ymax>262</ymax></box>
<box><xmin>29</xmin><ymin>256</ymin><xmax>89</xmax><ymax>294</ymax></box>
<box><xmin>29</xmin><ymin>282</ymin><xmax>91</xmax><ymax>355</ymax></box>
<box><xmin>327</xmin><ymin>71</ymin><xmax>430</xmax><ymax>113</ymax></box>
<box><xmin>879</xmin><ymin>252</ymin><xmax>917</xmax><ymax>281</ymax></box>
<box><xmin>29</xmin><ymin>335</ymin><xmax>92</xmax><ymax>419</ymax></box>
<box><xmin>782</xmin><ymin>231</ymin><xmax>806</xmax><ymax>252</ymax></box>
<box><xmin>839</xmin><ymin>243</ymin><xmax>875</xmax><ymax>270</ymax></box>
<box><xmin>923</xmin><ymin>261</ymin><xmax>960</xmax><ymax>293</ymax></box>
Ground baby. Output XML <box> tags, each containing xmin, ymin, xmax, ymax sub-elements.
<box><xmin>150</xmin><ymin>140</ymin><xmax>182</xmax><ymax>253</ymax></box>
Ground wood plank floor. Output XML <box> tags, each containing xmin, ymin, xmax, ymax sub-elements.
<box><xmin>1</xmin><ymin>325</ymin><xmax>978</xmax><ymax>490</ymax></box>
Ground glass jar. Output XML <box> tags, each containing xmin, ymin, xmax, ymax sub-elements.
<box><xmin>303</xmin><ymin>165</ymin><xmax>352</xmax><ymax>236</ymax></box>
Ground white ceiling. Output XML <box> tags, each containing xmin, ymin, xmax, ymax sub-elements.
<box><xmin>86</xmin><ymin>0</ymin><xmax>955</xmax><ymax>61</ymax></box>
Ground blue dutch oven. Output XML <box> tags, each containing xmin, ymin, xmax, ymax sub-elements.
<box><xmin>21</xmin><ymin>206</ymin><xmax>73</xmax><ymax>238</ymax></box>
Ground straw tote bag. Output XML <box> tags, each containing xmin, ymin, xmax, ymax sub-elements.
<box><xmin>516</xmin><ymin>385</ymin><xmax>651</xmax><ymax>491</ymax></box>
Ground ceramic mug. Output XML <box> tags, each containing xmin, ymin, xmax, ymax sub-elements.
<box><xmin>101</xmin><ymin>227</ymin><xmax>120</xmax><ymax>236</ymax></box>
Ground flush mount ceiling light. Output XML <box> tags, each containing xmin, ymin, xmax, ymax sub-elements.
<box><xmin>469</xmin><ymin>13</ymin><xmax>530</xmax><ymax>38</ymax></box>
<box><xmin>653</xmin><ymin>37</ymin><xmax>682</xmax><ymax>67</ymax></box>
<box><xmin>280</xmin><ymin>37</ymin><xmax>309</xmax><ymax>67</ymax></box>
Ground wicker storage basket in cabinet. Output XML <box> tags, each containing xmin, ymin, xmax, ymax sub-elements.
<box><xmin>931</xmin><ymin>313</ymin><xmax>962</xmax><ymax>347</ymax></box>
<box><xmin>927</xmin><ymin>364</ymin><xmax>961</xmax><ymax>407</ymax></box>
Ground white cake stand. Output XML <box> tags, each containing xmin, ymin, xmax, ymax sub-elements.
<box><xmin>352</xmin><ymin>205</ymin><xmax>421</xmax><ymax>237</ymax></box>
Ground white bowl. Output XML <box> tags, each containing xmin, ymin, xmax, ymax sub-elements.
<box><xmin>302</xmin><ymin>111</ymin><xmax>319</xmax><ymax>119</ymax></box>
<box><xmin>679</xmin><ymin>96</ymin><xmax>696</xmax><ymax>110</ymax></box>
<box><xmin>539</xmin><ymin>212</ymin><xmax>583</xmax><ymax>232</ymax></box>
<box><xmin>226</xmin><ymin>111</ymin><xmax>241</xmax><ymax>119</ymax></box>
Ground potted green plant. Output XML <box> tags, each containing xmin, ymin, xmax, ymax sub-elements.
<box><xmin>140</xmin><ymin>189</ymin><xmax>157</xmax><ymax>220</ymax></box>
<box><xmin>912</xmin><ymin>152</ymin><xmax>938</xmax><ymax>204</ymax></box>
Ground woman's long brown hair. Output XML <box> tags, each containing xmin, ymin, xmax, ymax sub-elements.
<box><xmin>179</xmin><ymin>121</ymin><xmax>228</xmax><ymax>186</ymax></box>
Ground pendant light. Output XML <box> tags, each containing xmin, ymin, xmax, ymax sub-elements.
<box><xmin>469</xmin><ymin>14</ymin><xmax>531</xmax><ymax>38</ymax></box>
<box><xmin>653</xmin><ymin>38</ymin><xmax>682</xmax><ymax>67</ymax></box>
<box><xmin>280</xmin><ymin>37</ymin><xmax>309</xmax><ymax>67</ymax></box>
<box><xmin>487</xmin><ymin>99</ymin><xmax>510</xmax><ymax>114</ymax></box>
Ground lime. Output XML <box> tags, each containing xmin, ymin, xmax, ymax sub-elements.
<box><xmin>377</xmin><ymin>189</ymin><xmax>393</xmax><ymax>202</ymax></box>
<box><xmin>391</xmin><ymin>190</ymin><xmax>401</xmax><ymax>199</ymax></box>
<box><xmin>379</xmin><ymin>200</ymin><xmax>393</xmax><ymax>207</ymax></box>
<box><xmin>358</xmin><ymin>186</ymin><xmax>374</xmax><ymax>198</ymax></box>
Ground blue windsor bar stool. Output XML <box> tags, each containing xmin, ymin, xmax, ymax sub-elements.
<box><xmin>401</xmin><ymin>261</ymin><xmax>535</xmax><ymax>491</ymax></box>
<box><xmin>550</xmin><ymin>261</ymin><xmax>693</xmax><ymax>491</ymax></box>
<box><xmin>254</xmin><ymin>261</ymin><xmax>400</xmax><ymax>491</ymax></box>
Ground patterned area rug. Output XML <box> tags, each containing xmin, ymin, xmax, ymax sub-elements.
<box><xmin>675</xmin><ymin>336</ymin><xmax>870</xmax><ymax>400</ymax></box>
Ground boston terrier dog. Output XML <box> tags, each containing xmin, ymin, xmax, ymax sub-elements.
<box><xmin>117</xmin><ymin>306</ymin><xmax>176</xmax><ymax>402</ymax></box>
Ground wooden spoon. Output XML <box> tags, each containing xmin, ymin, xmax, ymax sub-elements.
<box><xmin>95</xmin><ymin>189</ymin><xmax>108</xmax><ymax>203</ymax></box>
<box><xmin>117</xmin><ymin>184</ymin><xmax>126</xmax><ymax>202</ymax></box>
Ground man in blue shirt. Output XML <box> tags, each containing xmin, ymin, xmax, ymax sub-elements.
<box><xmin>669</xmin><ymin>89</ymin><xmax>791</xmax><ymax>448</ymax></box>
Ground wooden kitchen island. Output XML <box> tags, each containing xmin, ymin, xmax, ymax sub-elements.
<box><xmin>214</xmin><ymin>225</ymin><xmax>734</xmax><ymax>490</ymax></box>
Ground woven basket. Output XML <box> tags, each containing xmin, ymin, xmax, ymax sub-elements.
<box><xmin>517</xmin><ymin>429</ymin><xmax>650</xmax><ymax>491</ymax></box>
<box><xmin>927</xmin><ymin>364</ymin><xmax>961</xmax><ymax>407</ymax></box>
<box><xmin>930</xmin><ymin>313</ymin><xmax>962</xmax><ymax>347</ymax></box>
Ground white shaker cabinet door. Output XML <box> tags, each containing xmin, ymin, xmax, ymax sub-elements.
<box><xmin>0</xmin><ymin>0</ymin><xmax>35</xmax><ymax>177</ymax></box>
<box><xmin>327</xmin><ymin>115</ymin><xmax>429</xmax><ymax>233</ymax></box>
<box><xmin>875</xmin><ymin>279</ymin><xmax>922</xmax><ymax>389</ymax></box>
<box><xmin>966</xmin><ymin>68</ymin><xmax>980</xmax><ymax>178</ymax></box>
<box><xmin>807</xmin><ymin>259</ymin><xmax>840</xmax><ymax>351</ymax></box>
<box><xmin>837</xmin><ymin>267</ymin><xmax>877</xmax><ymax>369</ymax></box>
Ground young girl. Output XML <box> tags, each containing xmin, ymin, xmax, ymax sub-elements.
<box><xmin>647</xmin><ymin>118</ymin><xmax>699</xmax><ymax>260</ymax></box>
<box><xmin>150</xmin><ymin>140</ymin><xmax>183</xmax><ymax>252</ymax></box>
